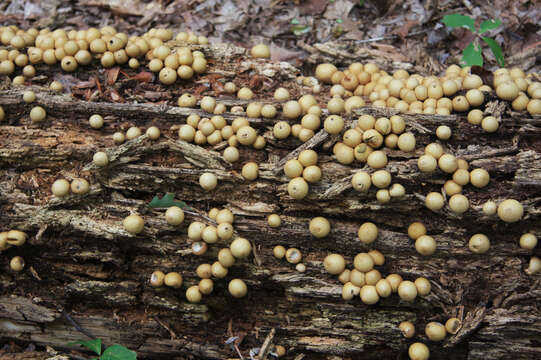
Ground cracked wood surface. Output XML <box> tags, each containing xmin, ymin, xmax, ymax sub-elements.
<box><xmin>1</xmin><ymin>57</ymin><xmax>541</xmax><ymax>359</ymax></box>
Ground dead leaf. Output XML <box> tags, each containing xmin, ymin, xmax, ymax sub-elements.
<box><xmin>270</xmin><ymin>43</ymin><xmax>304</xmax><ymax>62</ymax></box>
<box><xmin>454</xmin><ymin>28</ymin><xmax>476</xmax><ymax>51</ymax></box>
<box><xmin>81</xmin><ymin>0</ymin><xmax>154</xmax><ymax>17</ymax></box>
<box><xmin>340</xmin><ymin>17</ymin><xmax>361</xmax><ymax>34</ymax></box>
<box><xmin>213</xmin><ymin>0</ymin><xmax>245</xmax><ymax>34</ymax></box>
<box><xmin>324</xmin><ymin>0</ymin><xmax>355</xmax><ymax>20</ymax></box>
<box><xmin>110</xmin><ymin>89</ymin><xmax>123</xmax><ymax>102</ymax></box>
<box><xmin>298</xmin><ymin>0</ymin><xmax>328</xmax><ymax>16</ymax></box>
<box><xmin>370</xmin><ymin>44</ymin><xmax>409</xmax><ymax>62</ymax></box>
<box><xmin>249</xmin><ymin>75</ymin><xmax>266</xmax><ymax>91</ymax></box>
<box><xmin>131</xmin><ymin>71</ymin><xmax>154</xmax><ymax>83</ymax></box>
<box><xmin>72</xmin><ymin>79</ymin><xmax>96</xmax><ymax>90</ymax></box>
<box><xmin>94</xmin><ymin>76</ymin><xmax>102</xmax><ymax>93</ymax></box>
<box><xmin>395</xmin><ymin>20</ymin><xmax>419</xmax><ymax>40</ymax></box>
<box><xmin>194</xmin><ymin>86</ymin><xmax>208</xmax><ymax>96</ymax></box>
<box><xmin>343</xmin><ymin>29</ymin><xmax>365</xmax><ymax>40</ymax></box>
<box><xmin>211</xmin><ymin>80</ymin><xmax>225</xmax><ymax>96</ymax></box>
<box><xmin>181</xmin><ymin>11</ymin><xmax>209</xmax><ymax>34</ymax></box>
<box><xmin>144</xmin><ymin>91</ymin><xmax>168</xmax><ymax>101</ymax></box>
<box><xmin>107</xmin><ymin>67</ymin><xmax>120</xmax><ymax>85</ymax></box>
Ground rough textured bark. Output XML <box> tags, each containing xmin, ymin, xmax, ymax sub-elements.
<box><xmin>0</xmin><ymin>42</ymin><xmax>540</xmax><ymax>360</ymax></box>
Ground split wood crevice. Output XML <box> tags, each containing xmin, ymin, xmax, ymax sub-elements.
<box><xmin>0</xmin><ymin>48</ymin><xmax>540</xmax><ymax>360</ymax></box>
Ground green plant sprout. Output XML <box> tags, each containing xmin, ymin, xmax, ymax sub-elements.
<box><xmin>68</xmin><ymin>338</ymin><xmax>136</xmax><ymax>360</ymax></box>
<box><xmin>442</xmin><ymin>14</ymin><xmax>504</xmax><ymax>67</ymax></box>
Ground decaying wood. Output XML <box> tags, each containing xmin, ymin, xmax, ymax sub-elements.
<box><xmin>0</xmin><ymin>42</ymin><xmax>540</xmax><ymax>360</ymax></box>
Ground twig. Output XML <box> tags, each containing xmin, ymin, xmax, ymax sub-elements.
<box><xmin>258</xmin><ymin>328</ymin><xmax>275</xmax><ymax>360</ymax></box>
<box><xmin>153</xmin><ymin>317</ymin><xmax>177</xmax><ymax>339</ymax></box>
<box><xmin>347</xmin><ymin>29</ymin><xmax>428</xmax><ymax>44</ymax></box>
<box><xmin>61</xmin><ymin>309</ymin><xmax>96</xmax><ymax>340</ymax></box>
<box><xmin>29</xmin><ymin>266</ymin><xmax>42</xmax><ymax>281</ymax></box>
<box><xmin>461</xmin><ymin>0</ymin><xmax>474</xmax><ymax>12</ymax></box>
<box><xmin>234</xmin><ymin>344</ymin><xmax>245</xmax><ymax>360</ymax></box>
<box><xmin>226</xmin><ymin>336</ymin><xmax>245</xmax><ymax>360</ymax></box>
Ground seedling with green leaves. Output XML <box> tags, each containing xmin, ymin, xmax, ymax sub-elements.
<box><xmin>68</xmin><ymin>338</ymin><xmax>136</xmax><ymax>360</ymax></box>
<box><xmin>442</xmin><ymin>14</ymin><xmax>504</xmax><ymax>67</ymax></box>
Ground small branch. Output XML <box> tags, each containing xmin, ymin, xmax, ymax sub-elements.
<box><xmin>61</xmin><ymin>309</ymin><xmax>96</xmax><ymax>340</ymax></box>
<box><xmin>461</xmin><ymin>0</ymin><xmax>474</xmax><ymax>12</ymax></box>
<box><xmin>153</xmin><ymin>317</ymin><xmax>178</xmax><ymax>339</ymax></box>
<box><xmin>347</xmin><ymin>29</ymin><xmax>429</xmax><ymax>44</ymax></box>
<box><xmin>258</xmin><ymin>328</ymin><xmax>275</xmax><ymax>360</ymax></box>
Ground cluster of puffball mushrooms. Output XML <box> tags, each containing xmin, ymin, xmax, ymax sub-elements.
<box><xmin>1</xmin><ymin>22</ymin><xmax>540</xmax><ymax>359</ymax></box>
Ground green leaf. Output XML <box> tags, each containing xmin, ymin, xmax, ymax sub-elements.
<box><xmin>479</xmin><ymin>19</ymin><xmax>502</xmax><ymax>34</ymax></box>
<box><xmin>148</xmin><ymin>193</ymin><xmax>188</xmax><ymax>209</ymax></box>
<box><xmin>482</xmin><ymin>37</ymin><xmax>505</xmax><ymax>67</ymax></box>
<box><xmin>442</xmin><ymin>14</ymin><xmax>475</xmax><ymax>33</ymax></box>
<box><xmin>67</xmin><ymin>339</ymin><xmax>102</xmax><ymax>355</ymax></box>
<box><xmin>100</xmin><ymin>344</ymin><xmax>137</xmax><ymax>360</ymax></box>
<box><xmin>461</xmin><ymin>42</ymin><xmax>483</xmax><ymax>67</ymax></box>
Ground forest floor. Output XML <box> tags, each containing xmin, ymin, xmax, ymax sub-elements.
<box><xmin>1</xmin><ymin>0</ymin><xmax>540</xmax><ymax>73</ymax></box>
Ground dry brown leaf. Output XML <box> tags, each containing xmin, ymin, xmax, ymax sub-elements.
<box><xmin>298</xmin><ymin>0</ymin><xmax>328</xmax><ymax>16</ymax></box>
<box><xmin>72</xmin><ymin>79</ymin><xmax>96</xmax><ymax>90</ymax></box>
<box><xmin>107</xmin><ymin>67</ymin><xmax>120</xmax><ymax>85</ymax></box>
<box><xmin>324</xmin><ymin>0</ymin><xmax>354</xmax><ymax>20</ymax></box>
<box><xmin>110</xmin><ymin>89</ymin><xmax>123</xmax><ymax>102</ymax></box>
<box><xmin>249</xmin><ymin>75</ymin><xmax>266</xmax><ymax>91</ymax></box>
<box><xmin>370</xmin><ymin>43</ymin><xmax>409</xmax><ymax>62</ymax></box>
<box><xmin>270</xmin><ymin>43</ymin><xmax>304</xmax><ymax>62</ymax></box>
<box><xmin>131</xmin><ymin>71</ymin><xmax>154</xmax><ymax>83</ymax></box>
<box><xmin>81</xmin><ymin>0</ymin><xmax>155</xmax><ymax>16</ymax></box>
<box><xmin>395</xmin><ymin>20</ymin><xmax>419</xmax><ymax>40</ymax></box>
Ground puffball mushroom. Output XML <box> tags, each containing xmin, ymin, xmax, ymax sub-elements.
<box><xmin>358</xmin><ymin>222</ymin><xmax>378</xmax><ymax>244</ymax></box>
<box><xmin>123</xmin><ymin>214</ymin><xmax>144</xmax><ymax>234</ymax></box>
<box><xmin>228</xmin><ymin>279</ymin><xmax>248</xmax><ymax>298</ymax></box>
<box><xmin>399</xmin><ymin>321</ymin><xmax>415</xmax><ymax>338</ymax></box>
<box><xmin>250</xmin><ymin>44</ymin><xmax>270</xmax><ymax>58</ymax></box>
<box><xmin>323</xmin><ymin>254</ymin><xmax>346</xmax><ymax>275</ymax></box>
<box><xmin>497</xmin><ymin>199</ymin><xmax>524</xmax><ymax>223</ymax></box>
<box><xmin>230</xmin><ymin>237</ymin><xmax>252</xmax><ymax>259</ymax></box>
<box><xmin>199</xmin><ymin>172</ymin><xmax>218</xmax><ymax>190</ymax></box>
<box><xmin>309</xmin><ymin>217</ymin><xmax>330</xmax><ymax>238</ymax></box>
<box><xmin>408</xmin><ymin>343</ymin><xmax>430</xmax><ymax>360</ymax></box>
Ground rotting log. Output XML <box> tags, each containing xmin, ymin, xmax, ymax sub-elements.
<box><xmin>0</xmin><ymin>42</ymin><xmax>540</xmax><ymax>360</ymax></box>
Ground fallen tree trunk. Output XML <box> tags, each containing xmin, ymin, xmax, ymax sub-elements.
<box><xmin>0</xmin><ymin>42</ymin><xmax>540</xmax><ymax>360</ymax></box>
